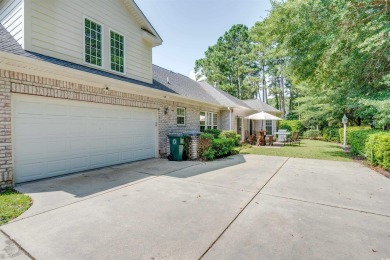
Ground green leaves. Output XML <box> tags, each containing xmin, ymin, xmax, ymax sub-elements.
<box><xmin>253</xmin><ymin>0</ymin><xmax>390</xmax><ymax>127</ymax></box>
<box><xmin>195</xmin><ymin>24</ymin><xmax>257</xmax><ymax>99</ymax></box>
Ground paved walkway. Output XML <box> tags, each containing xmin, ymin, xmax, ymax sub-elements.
<box><xmin>1</xmin><ymin>155</ymin><xmax>390</xmax><ymax>259</ymax></box>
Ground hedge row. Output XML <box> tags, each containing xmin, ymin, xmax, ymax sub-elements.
<box><xmin>337</xmin><ymin>126</ymin><xmax>390</xmax><ymax>171</ymax></box>
<box><xmin>348</xmin><ymin>129</ymin><xmax>382</xmax><ymax>156</ymax></box>
<box><xmin>338</xmin><ymin>126</ymin><xmax>370</xmax><ymax>144</ymax></box>
<box><xmin>365</xmin><ymin>133</ymin><xmax>390</xmax><ymax>171</ymax></box>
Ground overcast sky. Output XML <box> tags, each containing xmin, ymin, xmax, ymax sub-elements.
<box><xmin>136</xmin><ymin>0</ymin><xmax>272</xmax><ymax>78</ymax></box>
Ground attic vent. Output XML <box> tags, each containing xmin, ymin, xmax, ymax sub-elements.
<box><xmin>167</xmin><ymin>77</ymin><xmax>170</xmax><ymax>84</ymax></box>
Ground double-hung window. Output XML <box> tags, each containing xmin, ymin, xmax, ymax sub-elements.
<box><xmin>110</xmin><ymin>30</ymin><xmax>125</xmax><ymax>73</ymax></box>
<box><xmin>177</xmin><ymin>107</ymin><xmax>186</xmax><ymax>126</ymax></box>
<box><xmin>200</xmin><ymin>111</ymin><xmax>218</xmax><ymax>131</ymax></box>
<box><xmin>84</xmin><ymin>18</ymin><xmax>102</xmax><ymax>67</ymax></box>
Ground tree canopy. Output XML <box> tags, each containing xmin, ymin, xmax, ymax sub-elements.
<box><xmin>195</xmin><ymin>0</ymin><xmax>390</xmax><ymax>128</ymax></box>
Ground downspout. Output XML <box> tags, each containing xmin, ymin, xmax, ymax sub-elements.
<box><xmin>228</xmin><ymin>107</ymin><xmax>232</xmax><ymax>130</ymax></box>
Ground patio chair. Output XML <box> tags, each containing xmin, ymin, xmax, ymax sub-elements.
<box><xmin>287</xmin><ymin>131</ymin><xmax>301</xmax><ymax>146</ymax></box>
<box><xmin>249</xmin><ymin>135</ymin><xmax>256</xmax><ymax>145</ymax></box>
<box><xmin>267</xmin><ymin>135</ymin><xmax>274</xmax><ymax>146</ymax></box>
<box><xmin>256</xmin><ymin>131</ymin><xmax>265</xmax><ymax>146</ymax></box>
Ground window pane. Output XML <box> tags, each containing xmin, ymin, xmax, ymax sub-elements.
<box><xmin>177</xmin><ymin>117</ymin><xmax>185</xmax><ymax>125</ymax></box>
<box><xmin>200</xmin><ymin>126</ymin><xmax>206</xmax><ymax>132</ymax></box>
<box><xmin>213</xmin><ymin>113</ymin><xmax>217</xmax><ymax>126</ymax></box>
<box><xmin>207</xmin><ymin>113</ymin><xmax>212</xmax><ymax>126</ymax></box>
<box><xmin>85</xmin><ymin>18</ymin><xmax>102</xmax><ymax>67</ymax></box>
<box><xmin>110</xmin><ymin>30</ymin><xmax>125</xmax><ymax>73</ymax></box>
<box><xmin>266</xmin><ymin>120</ymin><xmax>273</xmax><ymax>135</ymax></box>
<box><xmin>177</xmin><ymin>108</ymin><xmax>185</xmax><ymax>116</ymax></box>
<box><xmin>200</xmin><ymin>111</ymin><xmax>206</xmax><ymax>123</ymax></box>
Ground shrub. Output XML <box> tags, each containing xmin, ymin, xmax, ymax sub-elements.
<box><xmin>322</xmin><ymin>127</ymin><xmax>340</xmax><ymax>142</ymax></box>
<box><xmin>279</xmin><ymin>120</ymin><xmax>305</xmax><ymax>135</ymax></box>
<box><xmin>365</xmin><ymin>132</ymin><xmax>390</xmax><ymax>171</ymax></box>
<box><xmin>348</xmin><ymin>129</ymin><xmax>382</xmax><ymax>156</ymax></box>
<box><xmin>199</xmin><ymin>133</ymin><xmax>236</xmax><ymax>160</ymax></box>
<box><xmin>202</xmin><ymin>147</ymin><xmax>215</xmax><ymax>161</ymax></box>
<box><xmin>204</xmin><ymin>129</ymin><xmax>221</xmax><ymax>138</ymax></box>
<box><xmin>220</xmin><ymin>130</ymin><xmax>241</xmax><ymax>146</ymax></box>
<box><xmin>338</xmin><ymin>126</ymin><xmax>370</xmax><ymax>144</ymax></box>
<box><xmin>199</xmin><ymin>133</ymin><xmax>214</xmax><ymax>160</ymax></box>
<box><xmin>212</xmin><ymin>138</ymin><xmax>235</xmax><ymax>158</ymax></box>
<box><xmin>304</xmin><ymin>130</ymin><xmax>321</xmax><ymax>140</ymax></box>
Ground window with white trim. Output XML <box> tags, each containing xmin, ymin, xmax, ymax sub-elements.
<box><xmin>84</xmin><ymin>18</ymin><xmax>102</xmax><ymax>67</ymax></box>
<box><xmin>177</xmin><ymin>107</ymin><xmax>186</xmax><ymax>126</ymax></box>
<box><xmin>266</xmin><ymin>120</ymin><xmax>273</xmax><ymax>135</ymax></box>
<box><xmin>200</xmin><ymin>111</ymin><xmax>218</xmax><ymax>131</ymax></box>
<box><xmin>110</xmin><ymin>30</ymin><xmax>125</xmax><ymax>73</ymax></box>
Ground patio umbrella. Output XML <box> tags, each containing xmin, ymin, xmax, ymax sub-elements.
<box><xmin>245</xmin><ymin>111</ymin><xmax>282</xmax><ymax>121</ymax></box>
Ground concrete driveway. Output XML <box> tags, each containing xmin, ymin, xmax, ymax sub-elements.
<box><xmin>1</xmin><ymin>155</ymin><xmax>390</xmax><ymax>260</ymax></box>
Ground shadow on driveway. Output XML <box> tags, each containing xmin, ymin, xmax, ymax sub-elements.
<box><xmin>15</xmin><ymin>155</ymin><xmax>247</xmax><ymax>199</ymax></box>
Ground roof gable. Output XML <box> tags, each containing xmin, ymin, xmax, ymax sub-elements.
<box><xmin>121</xmin><ymin>0</ymin><xmax>162</xmax><ymax>46</ymax></box>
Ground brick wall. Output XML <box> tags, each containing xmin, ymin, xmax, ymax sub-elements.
<box><xmin>0</xmin><ymin>71</ymin><xmax>12</xmax><ymax>188</ymax></box>
<box><xmin>0</xmin><ymin>69</ymin><xmax>220</xmax><ymax>187</ymax></box>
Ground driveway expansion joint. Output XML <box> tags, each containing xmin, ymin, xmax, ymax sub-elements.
<box><xmin>198</xmin><ymin>157</ymin><xmax>290</xmax><ymax>259</ymax></box>
<box><xmin>260</xmin><ymin>193</ymin><xmax>390</xmax><ymax>218</ymax></box>
<box><xmin>0</xmin><ymin>230</ymin><xmax>34</xmax><ymax>260</ymax></box>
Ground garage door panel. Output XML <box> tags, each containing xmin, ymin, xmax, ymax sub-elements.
<box><xmin>14</xmin><ymin>100</ymin><xmax>45</xmax><ymax>116</ymax></box>
<box><xmin>14</xmin><ymin>119</ymin><xmax>46</xmax><ymax>138</ymax></box>
<box><xmin>90</xmin><ymin>154</ymin><xmax>107</xmax><ymax>168</ymax></box>
<box><xmin>46</xmin><ymin>104</ymin><xmax>68</xmax><ymax>116</ymax></box>
<box><xmin>47</xmin><ymin>159</ymin><xmax>68</xmax><ymax>175</ymax></box>
<box><xmin>70</xmin><ymin>157</ymin><xmax>90</xmax><ymax>171</ymax></box>
<box><xmin>13</xmin><ymin>95</ymin><xmax>157</xmax><ymax>183</ymax></box>
<box><xmin>16</xmin><ymin>162</ymin><xmax>46</xmax><ymax>182</ymax></box>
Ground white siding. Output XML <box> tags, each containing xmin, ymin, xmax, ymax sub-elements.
<box><xmin>28</xmin><ymin>0</ymin><xmax>153</xmax><ymax>83</ymax></box>
<box><xmin>0</xmin><ymin>0</ymin><xmax>23</xmax><ymax>46</ymax></box>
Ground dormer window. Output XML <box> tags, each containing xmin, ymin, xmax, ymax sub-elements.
<box><xmin>110</xmin><ymin>30</ymin><xmax>125</xmax><ymax>73</ymax></box>
<box><xmin>84</xmin><ymin>18</ymin><xmax>102</xmax><ymax>67</ymax></box>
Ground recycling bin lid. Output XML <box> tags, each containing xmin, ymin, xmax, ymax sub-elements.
<box><xmin>183</xmin><ymin>131</ymin><xmax>202</xmax><ymax>136</ymax></box>
<box><xmin>167</xmin><ymin>133</ymin><xmax>184</xmax><ymax>138</ymax></box>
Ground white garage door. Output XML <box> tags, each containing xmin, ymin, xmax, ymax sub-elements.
<box><xmin>13</xmin><ymin>94</ymin><xmax>157</xmax><ymax>183</ymax></box>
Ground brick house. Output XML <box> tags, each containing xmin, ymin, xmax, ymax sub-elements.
<box><xmin>0</xmin><ymin>0</ymin><xmax>280</xmax><ymax>186</ymax></box>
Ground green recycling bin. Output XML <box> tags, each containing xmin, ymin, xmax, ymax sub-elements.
<box><xmin>167</xmin><ymin>133</ymin><xmax>185</xmax><ymax>161</ymax></box>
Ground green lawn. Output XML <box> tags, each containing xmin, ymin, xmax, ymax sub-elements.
<box><xmin>239</xmin><ymin>139</ymin><xmax>352</xmax><ymax>162</ymax></box>
<box><xmin>0</xmin><ymin>188</ymin><xmax>31</xmax><ymax>225</ymax></box>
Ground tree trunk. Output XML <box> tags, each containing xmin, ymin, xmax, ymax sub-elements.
<box><xmin>262</xmin><ymin>64</ymin><xmax>267</xmax><ymax>103</ymax></box>
<box><xmin>279</xmin><ymin>63</ymin><xmax>286</xmax><ymax>117</ymax></box>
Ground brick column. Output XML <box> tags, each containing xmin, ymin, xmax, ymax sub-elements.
<box><xmin>188</xmin><ymin>135</ymin><xmax>200</xmax><ymax>160</ymax></box>
<box><xmin>0</xmin><ymin>70</ymin><xmax>13</xmax><ymax>188</ymax></box>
